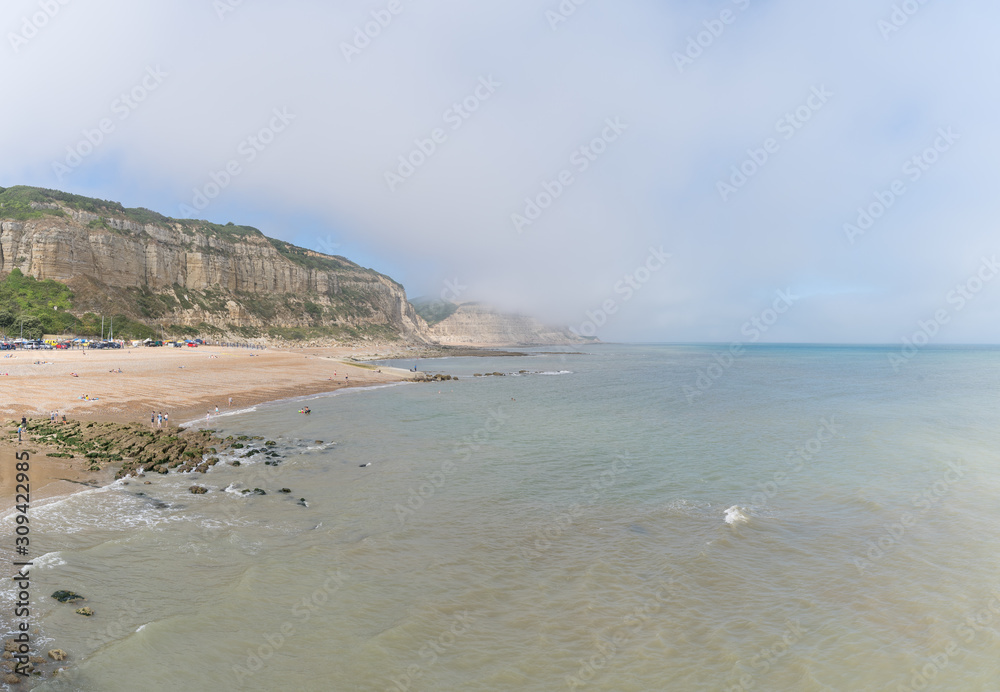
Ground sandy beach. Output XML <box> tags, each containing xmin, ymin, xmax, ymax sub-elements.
<box><xmin>0</xmin><ymin>344</ymin><xmax>417</xmax><ymax>509</ymax></box>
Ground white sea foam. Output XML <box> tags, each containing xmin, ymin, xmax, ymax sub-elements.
<box><xmin>33</xmin><ymin>551</ymin><xmax>66</xmax><ymax>569</ymax></box>
<box><xmin>180</xmin><ymin>405</ymin><xmax>258</xmax><ymax>428</ymax></box>
<box><xmin>538</xmin><ymin>370</ymin><xmax>573</xmax><ymax>375</ymax></box>
<box><xmin>724</xmin><ymin>505</ymin><xmax>749</xmax><ymax>525</ymax></box>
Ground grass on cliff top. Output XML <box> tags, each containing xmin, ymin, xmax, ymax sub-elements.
<box><xmin>0</xmin><ymin>186</ymin><xmax>373</xmax><ymax>277</ymax></box>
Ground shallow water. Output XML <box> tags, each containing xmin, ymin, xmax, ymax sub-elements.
<box><xmin>3</xmin><ymin>345</ymin><xmax>999</xmax><ymax>691</ymax></box>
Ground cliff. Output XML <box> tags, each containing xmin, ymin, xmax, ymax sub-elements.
<box><xmin>423</xmin><ymin>302</ymin><xmax>586</xmax><ymax>347</ymax></box>
<box><xmin>0</xmin><ymin>186</ymin><xmax>428</xmax><ymax>341</ymax></box>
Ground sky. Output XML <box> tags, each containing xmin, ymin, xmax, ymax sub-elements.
<box><xmin>3</xmin><ymin>0</ymin><xmax>999</xmax><ymax>343</ymax></box>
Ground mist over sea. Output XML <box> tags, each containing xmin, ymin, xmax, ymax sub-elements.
<box><xmin>2</xmin><ymin>345</ymin><xmax>999</xmax><ymax>691</ymax></box>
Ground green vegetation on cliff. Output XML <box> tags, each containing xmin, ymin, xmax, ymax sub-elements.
<box><xmin>0</xmin><ymin>186</ymin><xmax>355</xmax><ymax>276</ymax></box>
<box><xmin>0</xmin><ymin>186</ymin><xmax>419</xmax><ymax>341</ymax></box>
<box><xmin>411</xmin><ymin>297</ymin><xmax>459</xmax><ymax>326</ymax></box>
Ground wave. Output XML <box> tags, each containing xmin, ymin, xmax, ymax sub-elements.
<box><xmin>724</xmin><ymin>505</ymin><xmax>750</xmax><ymax>525</ymax></box>
<box><xmin>179</xmin><ymin>381</ymin><xmax>411</xmax><ymax>428</ymax></box>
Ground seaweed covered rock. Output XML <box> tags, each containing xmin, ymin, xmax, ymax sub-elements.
<box><xmin>51</xmin><ymin>591</ymin><xmax>84</xmax><ymax>603</ymax></box>
<box><xmin>189</xmin><ymin>485</ymin><xmax>208</xmax><ymax>494</ymax></box>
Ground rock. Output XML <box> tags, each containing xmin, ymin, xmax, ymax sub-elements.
<box><xmin>143</xmin><ymin>481</ymin><xmax>151</xmax><ymax>485</ymax></box>
<box><xmin>267</xmin><ymin>440</ymin><xmax>278</xmax><ymax>446</ymax></box>
<box><xmin>4</xmin><ymin>673</ymin><xmax>19</xmax><ymax>684</ymax></box>
<box><xmin>28</xmin><ymin>657</ymin><xmax>44</xmax><ymax>665</ymax></box>
<box><xmin>48</xmin><ymin>650</ymin><xmax>67</xmax><ymax>662</ymax></box>
<box><xmin>312</xmin><ymin>440</ymin><xmax>322</xmax><ymax>444</ymax></box>
<box><xmin>75</xmin><ymin>607</ymin><xmax>94</xmax><ymax>616</ymax></box>
<box><xmin>279</xmin><ymin>488</ymin><xmax>291</xmax><ymax>493</ymax></box>
<box><xmin>1</xmin><ymin>652</ymin><xmax>11</xmax><ymax>659</ymax></box>
<box><xmin>297</xmin><ymin>498</ymin><xmax>308</xmax><ymax>507</ymax></box>
<box><xmin>252</xmin><ymin>488</ymin><xmax>266</xmax><ymax>495</ymax></box>
<box><xmin>51</xmin><ymin>590</ymin><xmax>84</xmax><ymax>603</ymax></box>
<box><xmin>230</xmin><ymin>460</ymin><xmax>241</xmax><ymax>466</ymax></box>
<box><xmin>3</xmin><ymin>641</ymin><xmax>17</xmax><ymax>652</ymax></box>
<box><xmin>189</xmin><ymin>486</ymin><xmax>208</xmax><ymax>494</ymax></box>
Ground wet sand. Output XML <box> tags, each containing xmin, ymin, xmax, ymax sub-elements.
<box><xmin>0</xmin><ymin>344</ymin><xmax>413</xmax><ymax>424</ymax></box>
<box><xmin>0</xmin><ymin>344</ymin><xmax>417</xmax><ymax>510</ymax></box>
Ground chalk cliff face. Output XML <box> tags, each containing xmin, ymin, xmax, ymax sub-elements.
<box><xmin>0</xmin><ymin>190</ymin><xmax>427</xmax><ymax>340</ymax></box>
<box><xmin>427</xmin><ymin>303</ymin><xmax>586</xmax><ymax>347</ymax></box>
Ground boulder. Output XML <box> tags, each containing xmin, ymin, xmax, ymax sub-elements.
<box><xmin>51</xmin><ymin>590</ymin><xmax>84</xmax><ymax>603</ymax></box>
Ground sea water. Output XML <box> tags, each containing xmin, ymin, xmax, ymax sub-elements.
<box><xmin>2</xmin><ymin>344</ymin><xmax>1000</xmax><ymax>691</ymax></box>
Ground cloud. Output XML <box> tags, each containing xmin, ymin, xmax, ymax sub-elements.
<box><xmin>3</xmin><ymin>0</ymin><xmax>999</xmax><ymax>342</ymax></box>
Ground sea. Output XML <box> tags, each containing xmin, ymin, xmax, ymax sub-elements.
<box><xmin>2</xmin><ymin>344</ymin><xmax>1000</xmax><ymax>691</ymax></box>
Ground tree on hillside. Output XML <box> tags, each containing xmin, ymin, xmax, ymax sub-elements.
<box><xmin>17</xmin><ymin>315</ymin><xmax>43</xmax><ymax>339</ymax></box>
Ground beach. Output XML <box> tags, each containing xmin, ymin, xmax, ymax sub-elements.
<box><xmin>0</xmin><ymin>344</ymin><xmax>416</xmax><ymax>511</ymax></box>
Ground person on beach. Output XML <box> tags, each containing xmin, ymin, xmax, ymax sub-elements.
<box><xmin>164</xmin><ymin>412</ymin><xmax>168</xmax><ymax>426</ymax></box>
<box><xmin>17</xmin><ymin>425</ymin><xmax>22</xmax><ymax>442</ymax></box>
<box><xmin>228</xmin><ymin>397</ymin><xmax>233</xmax><ymax>407</ymax></box>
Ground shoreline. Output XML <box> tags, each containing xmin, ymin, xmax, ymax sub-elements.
<box><xmin>0</xmin><ymin>342</ymin><xmax>538</xmax><ymax>511</ymax></box>
<box><xmin>0</xmin><ymin>344</ymin><xmax>420</xmax><ymax>512</ymax></box>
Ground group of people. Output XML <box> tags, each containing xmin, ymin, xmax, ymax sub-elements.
<box><xmin>152</xmin><ymin>411</ymin><xmax>169</xmax><ymax>428</ymax></box>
